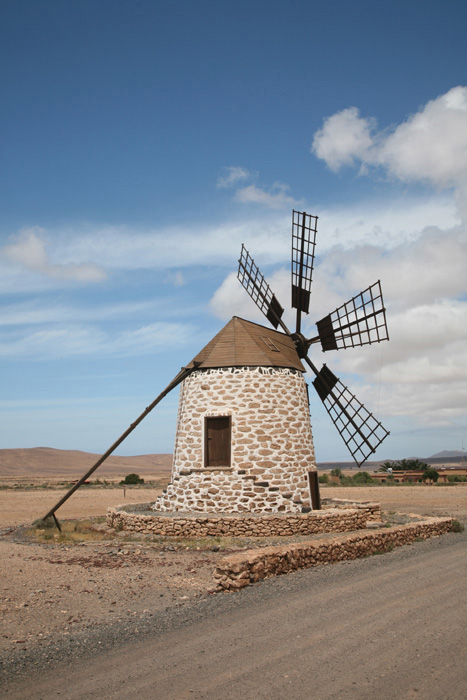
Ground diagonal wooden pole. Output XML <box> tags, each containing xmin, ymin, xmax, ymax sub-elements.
<box><xmin>41</xmin><ymin>363</ymin><xmax>200</xmax><ymax>527</ymax></box>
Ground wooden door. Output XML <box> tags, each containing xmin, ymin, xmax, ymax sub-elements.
<box><xmin>308</xmin><ymin>470</ymin><xmax>321</xmax><ymax>510</ymax></box>
<box><xmin>205</xmin><ymin>416</ymin><xmax>231</xmax><ymax>467</ymax></box>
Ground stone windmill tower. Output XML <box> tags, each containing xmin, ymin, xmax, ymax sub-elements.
<box><xmin>154</xmin><ymin>316</ymin><xmax>316</xmax><ymax>514</ymax></box>
<box><xmin>154</xmin><ymin>210</ymin><xmax>390</xmax><ymax>515</ymax></box>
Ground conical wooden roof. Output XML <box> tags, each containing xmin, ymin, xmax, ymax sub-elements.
<box><xmin>187</xmin><ymin>317</ymin><xmax>305</xmax><ymax>372</ymax></box>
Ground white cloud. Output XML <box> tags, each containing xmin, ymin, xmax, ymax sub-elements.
<box><xmin>0</xmin><ymin>300</ymin><xmax>156</xmax><ymax>326</ymax></box>
<box><xmin>378</xmin><ymin>86</ymin><xmax>467</xmax><ymax>188</ymax></box>
<box><xmin>2</xmin><ymin>228</ymin><xmax>106</xmax><ymax>283</ymax></box>
<box><xmin>304</xmin><ymin>86</ymin><xmax>467</xmax><ymax>435</ymax></box>
<box><xmin>312</xmin><ymin>86</ymin><xmax>467</xmax><ymax>190</ymax></box>
<box><xmin>0</xmin><ymin>195</ymin><xmax>458</xmax><ymax>297</ymax></box>
<box><xmin>0</xmin><ymin>321</ymin><xmax>195</xmax><ymax>359</ymax></box>
<box><xmin>210</xmin><ymin>267</ymin><xmax>295</xmax><ymax>328</ymax></box>
<box><xmin>216</xmin><ymin>166</ymin><xmax>253</xmax><ymax>188</ymax></box>
<box><xmin>311</xmin><ymin>226</ymin><xmax>466</xmax><ymax>313</ymax></box>
<box><xmin>217</xmin><ymin>165</ymin><xmax>300</xmax><ymax>210</ymax></box>
<box><xmin>235</xmin><ymin>182</ymin><xmax>300</xmax><ymax>210</ymax></box>
<box><xmin>311</xmin><ymin>106</ymin><xmax>375</xmax><ymax>172</ymax></box>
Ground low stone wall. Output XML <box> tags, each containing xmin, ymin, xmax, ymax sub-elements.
<box><xmin>106</xmin><ymin>502</ymin><xmax>381</xmax><ymax>538</ymax></box>
<box><xmin>214</xmin><ymin>517</ymin><xmax>454</xmax><ymax>591</ymax></box>
<box><xmin>321</xmin><ymin>498</ymin><xmax>381</xmax><ymax>521</ymax></box>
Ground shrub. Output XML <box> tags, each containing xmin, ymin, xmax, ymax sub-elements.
<box><xmin>31</xmin><ymin>517</ymin><xmax>55</xmax><ymax>529</ymax></box>
<box><xmin>330</xmin><ymin>468</ymin><xmax>343</xmax><ymax>478</ymax></box>
<box><xmin>393</xmin><ymin>458</ymin><xmax>430</xmax><ymax>472</ymax></box>
<box><xmin>352</xmin><ymin>471</ymin><xmax>373</xmax><ymax>484</ymax></box>
<box><xmin>120</xmin><ymin>473</ymin><xmax>144</xmax><ymax>485</ymax></box>
<box><xmin>451</xmin><ymin>519</ymin><xmax>465</xmax><ymax>533</ymax></box>
<box><xmin>422</xmin><ymin>469</ymin><xmax>439</xmax><ymax>483</ymax></box>
<box><xmin>318</xmin><ymin>474</ymin><xmax>329</xmax><ymax>484</ymax></box>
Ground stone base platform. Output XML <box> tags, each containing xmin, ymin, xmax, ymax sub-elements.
<box><xmin>106</xmin><ymin>499</ymin><xmax>382</xmax><ymax>538</ymax></box>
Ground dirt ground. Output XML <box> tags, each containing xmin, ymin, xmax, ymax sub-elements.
<box><xmin>0</xmin><ymin>485</ymin><xmax>165</xmax><ymax>527</ymax></box>
<box><xmin>1</xmin><ymin>483</ymin><xmax>465</xmax><ymax>668</ymax></box>
<box><xmin>323</xmin><ymin>483</ymin><xmax>467</xmax><ymax>519</ymax></box>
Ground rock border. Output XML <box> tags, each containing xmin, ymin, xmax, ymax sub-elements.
<box><xmin>106</xmin><ymin>500</ymin><xmax>381</xmax><ymax>538</ymax></box>
<box><xmin>214</xmin><ymin>516</ymin><xmax>454</xmax><ymax>591</ymax></box>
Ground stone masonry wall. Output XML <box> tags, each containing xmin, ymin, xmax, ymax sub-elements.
<box><xmin>107</xmin><ymin>503</ymin><xmax>381</xmax><ymax>537</ymax></box>
<box><xmin>214</xmin><ymin>517</ymin><xmax>454</xmax><ymax>591</ymax></box>
<box><xmin>155</xmin><ymin>470</ymin><xmax>303</xmax><ymax>513</ymax></box>
<box><xmin>153</xmin><ymin>366</ymin><xmax>316</xmax><ymax>513</ymax></box>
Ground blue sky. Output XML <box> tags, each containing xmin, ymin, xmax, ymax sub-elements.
<box><xmin>1</xmin><ymin>0</ymin><xmax>466</xmax><ymax>462</ymax></box>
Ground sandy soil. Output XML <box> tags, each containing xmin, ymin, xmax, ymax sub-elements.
<box><xmin>0</xmin><ymin>486</ymin><xmax>164</xmax><ymax>528</ymax></box>
<box><xmin>0</xmin><ymin>486</ymin><xmax>221</xmax><ymax>661</ymax></box>
<box><xmin>1</xmin><ymin>483</ymin><xmax>465</xmax><ymax>670</ymax></box>
<box><xmin>324</xmin><ymin>483</ymin><xmax>467</xmax><ymax>519</ymax></box>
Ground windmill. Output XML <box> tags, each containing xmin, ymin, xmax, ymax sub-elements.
<box><xmin>237</xmin><ymin>209</ymin><xmax>390</xmax><ymax>467</ymax></box>
<box><xmin>42</xmin><ymin>209</ymin><xmax>389</xmax><ymax>525</ymax></box>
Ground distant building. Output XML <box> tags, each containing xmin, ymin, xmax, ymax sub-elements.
<box><xmin>371</xmin><ymin>467</ymin><xmax>467</xmax><ymax>483</ymax></box>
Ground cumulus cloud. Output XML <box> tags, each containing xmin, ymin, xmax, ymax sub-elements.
<box><xmin>293</xmin><ymin>219</ymin><xmax>467</xmax><ymax>428</ymax></box>
<box><xmin>209</xmin><ymin>88</ymin><xmax>467</xmax><ymax>443</ymax></box>
<box><xmin>378</xmin><ymin>86</ymin><xmax>467</xmax><ymax>188</ymax></box>
<box><xmin>311</xmin><ymin>107</ymin><xmax>375</xmax><ymax>172</ymax></box>
<box><xmin>312</xmin><ymin>86</ymin><xmax>467</xmax><ymax>190</ymax></box>
<box><xmin>2</xmin><ymin>228</ymin><xmax>106</xmax><ymax>283</ymax></box>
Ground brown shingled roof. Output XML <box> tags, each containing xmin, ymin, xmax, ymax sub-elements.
<box><xmin>187</xmin><ymin>317</ymin><xmax>305</xmax><ymax>372</ymax></box>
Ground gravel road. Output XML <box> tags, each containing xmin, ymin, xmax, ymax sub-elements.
<box><xmin>1</xmin><ymin>485</ymin><xmax>466</xmax><ymax>699</ymax></box>
<box><xmin>2</xmin><ymin>529</ymin><xmax>466</xmax><ymax>700</ymax></box>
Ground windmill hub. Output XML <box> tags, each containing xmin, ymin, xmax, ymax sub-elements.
<box><xmin>291</xmin><ymin>332</ymin><xmax>310</xmax><ymax>359</ymax></box>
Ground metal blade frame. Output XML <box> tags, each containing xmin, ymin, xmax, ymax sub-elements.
<box><xmin>238</xmin><ymin>244</ymin><xmax>287</xmax><ymax>331</ymax></box>
<box><xmin>291</xmin><ymin>210</ymin><xmax>318</xmax><ymax>331</ymax></box>
<box><xmin>316</xmin><ymin>281</ymin><xmax>389</xmax><ymax>352</ymax></box>
<box><xmin>311</xmin><ymin>363</ymin><xmax>389</xmax><ymax>467</ymax></box>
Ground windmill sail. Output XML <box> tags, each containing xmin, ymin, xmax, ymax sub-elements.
<box><xmin>291</xmin><ymin>210</ymin><xmax>318</xmax><ymax>329</ymax></box>
<box><xmin>238</xmin><ymin>209</ymin><xmax>390</xmax><ymax>468</ymax></box>
<box><xmin>238</xmin><ymin>244</ymin><xmax>286</xmax><ymax>330</ymax></box>
<box><xmin>315</xmin><ymin>281</ymin><xmax>389</xmax><ymax>351</ymax></box>
<box><xmin>312</xmin><ymin>364</ymin><xmax>389</xmax><ymax>466</ymax></box>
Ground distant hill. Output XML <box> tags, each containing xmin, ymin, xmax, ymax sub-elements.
<box><xmin>1</xmin><ymin>447</ymin><xmax>464</xmax><ymax>480</ymax></box>
<box><xmin>429</xmin><ymin>450</ymin><xmax>464</xmax><ymax>458</ymax></box>
<box><xmin>0</xmin><ymin>447</ymin><xmax>172</xmax><ymax>479</ymax></box>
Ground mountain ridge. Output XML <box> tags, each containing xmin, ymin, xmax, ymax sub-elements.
<box><xmin>0</xmin><ymin>447</ymin><xmax>172</xmax><ymax>478</ymax></box>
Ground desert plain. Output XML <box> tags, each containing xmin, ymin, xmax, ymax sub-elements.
<box><xmin>1</xmin><ymin>452</ymin><xmax>466</xmax><ymax>698</ymax></box>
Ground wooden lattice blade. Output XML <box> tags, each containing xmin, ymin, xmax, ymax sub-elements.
<box><xmin>312</xmin><ymin>364</ymin><xmax>390</xmax><ymax>467</ymax></box>
<box><xmin>315</xmin><ymin>281</ymin><xmax>389</xmax><ymax>352</ymax></box>
<box><xmin>237</xmin><ymin>244</ymin><xmax>286</xmax><ymax>330</ymax></box>
<box><xmin>291</xmin><ymin>210</ymin><xmax>318</xmax><ymax>316</ymax></box>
